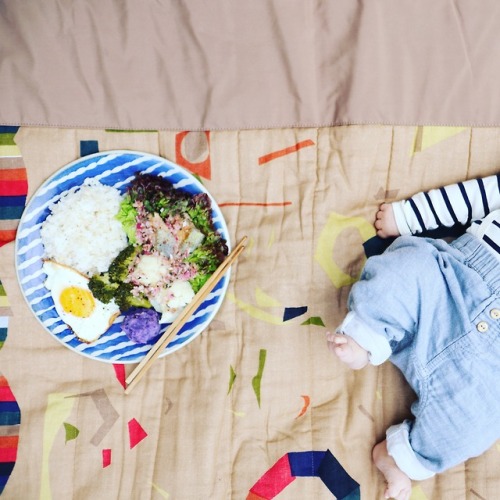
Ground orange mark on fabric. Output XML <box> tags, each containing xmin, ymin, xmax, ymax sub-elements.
<box><xmin>175</xmin><ymin>131</ymin><xmax>211</xmax><ymax>180</ymax></box>
<box><xmin>295</xmin><ymin>395</ymin><xmax>311</xmax><ymax>418</ymax></box>
<box><xmin>219</xmin><ymin>201</ymin><xmax>292</xmax><ymax>207</ymax></box>
<box><xmin>258</xmin><ymin>139</ymin><xmax>315</xmax><ymax>165</ymax></box>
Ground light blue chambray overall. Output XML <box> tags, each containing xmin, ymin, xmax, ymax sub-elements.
<box><xmin>348</xmin><ymin>233</ymin><xmax>500</xmax><ymax>473</ymax></box>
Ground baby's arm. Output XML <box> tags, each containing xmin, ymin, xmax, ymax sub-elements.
<box><xmin>378</xmin><ymin>173</ymin><xmax>500</xmax><ymax>237</ymax></box>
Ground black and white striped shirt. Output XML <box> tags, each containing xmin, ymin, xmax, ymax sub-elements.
<box><xmin>392</xmin><ymin>173</ymin><xmax>500</xmax><ymax>254</ymax></box>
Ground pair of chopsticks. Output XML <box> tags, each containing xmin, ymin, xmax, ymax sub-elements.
<box><xmin>124</xmin><ymin>235</ymin><xmax>247</xmax><ymax>394</ymax></box>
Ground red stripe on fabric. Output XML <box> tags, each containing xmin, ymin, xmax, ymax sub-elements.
<box><xmin>0</xmin><ymin>448</ymin><xmax>18</xmax><ymax>462</ymax></box>
<box><xmin>258</xmin><ymin>139</ymin><xmax>315</xmax><ymax>165</ymax></box>
<box><xmin>113</xmin><ymin>364</ymin><xmax>126</xmax><ymax>389</ymax></box>
<box><xmin>0</xmin><ymin>230</ymin><xmax>17</xmax><ymax>247</ymax></box>
<box><xmin>249</xmin><ymin>454</ymin><xmax>295</xmax><ymax>498</ymax></box>
<box><xmin>0</xmin><ymin>437</ymin><xmax>19</xmax><ymax>449</ymax></box>
<box><xmin>0</xmin><ymin>387</ymin><xmax>16</xmax><ymax>402</ymax></box>
<box><xmin>0</xmin><ymin>168</ymin><xmax>27</xmax><ymax>181</ymax></box>
<box><xmin>0</xmin><ymin>180</ymin><xmax>28</xmax><ymax>196</ymax></box>
<box><xmin>102</xmin><ymin>448</ymin><xmax>111</xmax><ymax>468</ymax></box>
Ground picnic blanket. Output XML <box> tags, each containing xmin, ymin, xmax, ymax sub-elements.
<box><xmin>1</xmin><ymin>126</ymin><xmax>499</xmax><ymax>499</ymax></box>
<box><xmin>1</xmin><ymin>2</ymin><xmax>500</xmax><ymax>499</ymax></box>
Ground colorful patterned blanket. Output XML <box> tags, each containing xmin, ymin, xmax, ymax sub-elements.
<box><xmin>0</xmin><ymin>126</ymin><xmax>499</xmax><ymax>498</ymax></box>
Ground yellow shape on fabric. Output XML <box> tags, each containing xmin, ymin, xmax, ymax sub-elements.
<box><xmin>41</xmin><ymin>393</ymin><xmax>76</xmax><ymax>500</ymax></box>
<box><xmin>412</xmin><ymin>126</ymin><xmax>467</xmax><ymax>154</ymax></box>
<box><xmin>315</xmin><ymin>212</ymin><xmax>375</xmax><ymax>288</ymax></box>
<box><xmin>227</xmin><ymin>292</ymin><xmax>284</xmax><ymax>325</ymax></box>
<box><xmin>268</xmin><ymin>229</ymin><xmax>275</xmax><ymax>248</ymax></box>
<box><xmin>255</xmin><ymin>287</ymin><xmax>282</xmax><ymax>308</ymax></box>
<box><xmin>151</xmin><ymin>483</ymin><xmax>170</xmax><ymax>498</ymax></box>
<box><xmin>410</xmin><ymin>485</ymin><xmax>429</xmax><ymax>500</ymax></box>
<box><xmin>0</xmin><ymin>296</ymin><xmax>9</xmax><ymax>307</ymax></box>
<box><xmin>0</xmin><ymin>144</ymin><xmax>21</xmax><ymax>157</ymax></box>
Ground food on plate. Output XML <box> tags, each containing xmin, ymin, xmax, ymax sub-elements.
<box><xmin>121</xmin><ymin>308</ymin><xmax>161</xmax><ymax>344</ymax></box>
<box><xmin>40</xmin><ymin>180</ymin><xmax>127</xmax><ymax>276</ymax></box>
<box><xmin>90</xmin><ymin>173</ymin><xmax>228</xmax><ymax>325</ymax></box>
<box><xmin>88</xmin><ymin>244</ymin><xmax>152</xmax><ymax>311</ymax></box>
<box><xmin>40</xmin><ymin>171</ymin><xmax>228</xmax><ymax>345</ymax></box>
<box><xmin>43</xmin><ymin>260</ymin><xmax>120</xmax><ymax>343</ymax></box>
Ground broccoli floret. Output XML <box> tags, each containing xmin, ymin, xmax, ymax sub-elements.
<box><xmin>89</xmin><ymin>245</ymin><xmax>147</xmax><ymax>311</ymax></box>
<box><xmin>108</xmin><ymin>244</ymin><xmax>142</xmax><ymax>282</ymax></box>
<box><xmin>88</xmin><ymin>273</ymin><xmax>119</xmax><ymax>303</ymax></box>
<box><xmin>114</xmin><ymin>283</ymin><xmax>152</xmax><ymax>312</ymax></box>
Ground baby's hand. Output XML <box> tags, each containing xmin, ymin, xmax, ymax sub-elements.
<box><xmin>375</xmin><ymin>203</ymin><xmax>400</xmax><ymax>238</ymax></box>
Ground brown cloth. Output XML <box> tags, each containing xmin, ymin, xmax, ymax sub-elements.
<box><xmin>2</xmin><ymin>2</ymin><xmax>500</xmax><ymax>130</ymax></box>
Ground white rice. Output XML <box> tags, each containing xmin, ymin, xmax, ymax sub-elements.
<box><xmin>40</xmin><ymin>179</ymin><xmax>128</xmax><ymax>276</ymax></box>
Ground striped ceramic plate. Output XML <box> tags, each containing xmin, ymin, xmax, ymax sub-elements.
<box><xmin>15</xmin><ymin>151</ymin><xmax>231</xmax><ymax>363</ymax></box>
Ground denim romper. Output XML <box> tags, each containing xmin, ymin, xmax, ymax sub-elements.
<box><xmin>347</xmin><ymin>233</ymin><xmax>500</xmax><ymax>476</ymax></box>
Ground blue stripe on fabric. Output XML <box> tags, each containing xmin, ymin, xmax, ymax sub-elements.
<box><xmin>0</xmin><ymin>328</ymin><xmax>6</xmax><ymax>342</ymax></box>
<box><xmin>0</xmin><ymin>475</ymin><xmax>8</xmax><ymax>494</ymax></box>
<box><xmin>424</xmin><ymin>192</ymin><xmax>442</xmax><ymax>227</ymax></box>
<box><xmin>483</xmin><ymin>234</ymin><xmax>500</xmax><ymax>254</ymax></box>
<box><xmin>0</xmin><ymin>206</ymin><xmax>25</xmax><ymax>220</ymax></box>
<box><xmin>0</xmin><ymin>463</ymin><xmax>15</xmax><ymax>476</ymax></box>
<box><xmin>0</xmin><ymin>126</ymin><xmax>19</xmax><ymax>134</ymax></box>
<box><xmin>317</xmin><ymin>449</ymin><xmax>360</xmax><ymax>499</ymax></box>
<box><xmin>458</xmin><ymin>182</ymin><xmax>472</xmax><ymax>224</ymax></box>
<box><xmin>0</xmin><ymin>196</ymin><xmax>27</xmax><ymax>207</ymax></box>
<box><xmin>0</xmin><ymin>402</ymin><xmax>20</xmax><ymax>413</ymax></box>
<box><xmin>0</xmin><ymin>412</ymin><xmax>21</xmax><ymax>425</ymax></box>
<box><xmin>288</xmin><ymin>451</ymin><xmax>326</xmax><ymax>477</ymax></box>
<box><xmin>409</xmin><ymin>199</ymin><xmax>426</xmax><ymax>233</ymax></box>
<box><xmin>440</xmin><ymin>188</ymin><xmax>459</xmax><ymax>225</ymax></box>
<box><xmin>477</xmin><ymin>178</ymin><xmax>489</xmax><ymax>215</ymax></box>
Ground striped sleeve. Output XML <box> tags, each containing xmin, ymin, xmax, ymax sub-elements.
<box><xmin>392</xmin><ymin>174</ymin><xmax>500</xmax><ymax>235</ymax></box>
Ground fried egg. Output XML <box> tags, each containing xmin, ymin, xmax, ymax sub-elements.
<box><xmin>43</xmin><ymin>260</ymin><xmax>120</xmax><ymax>343</ymax></box>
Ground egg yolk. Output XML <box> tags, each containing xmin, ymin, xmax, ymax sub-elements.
<box><xmin>59</xmin><ymin>286</ymin><xmax>95</xmax><ymax>318</ymax></box>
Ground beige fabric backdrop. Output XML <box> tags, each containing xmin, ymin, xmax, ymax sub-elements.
<box><xmin>2</xmin><ymin>1</ymin><xmax>500</xmax><ymax>130</ymax></box>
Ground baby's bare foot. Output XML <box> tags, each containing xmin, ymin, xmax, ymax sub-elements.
<box><xmin>373</xmin><ymin>440</ymin><xmax>412</xmax><ymax>500</ymax></box>
<box><xmin>326</xmin><ymin>332</ymin><xmax>369</xmax><ymax>370</ymax></box>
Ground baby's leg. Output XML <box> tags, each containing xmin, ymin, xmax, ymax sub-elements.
<box><xmin>372</xmin><ymin>440</ymin><xmax>412</xmax><ymax>500</ymax></box>
<box><xmin>326</xmin><ymin>332</ymin><xmax>369</xmax><ymax>370</ymax></box>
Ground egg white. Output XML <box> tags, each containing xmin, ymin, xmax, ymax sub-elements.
<box><xmin>43</xmin><ymin>260</ymin><xmax>120</xmax><ymax>343</ymax></box>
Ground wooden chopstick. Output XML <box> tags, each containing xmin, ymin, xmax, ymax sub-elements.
<box><xmin>124</xmin><ymin>235</ymin><xmax>247</xmax><ymax>394</ymax></box>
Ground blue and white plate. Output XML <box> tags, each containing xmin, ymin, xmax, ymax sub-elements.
<box><xmin>15</xmin><ymin>150</ymin><xmax>231</xmax><ymax>364</ymax></box>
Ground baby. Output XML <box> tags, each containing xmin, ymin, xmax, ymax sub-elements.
<box><xmin>327</xmin><ymin>173</ymin><xmax>500</xmax><ymax>499</ymax></box>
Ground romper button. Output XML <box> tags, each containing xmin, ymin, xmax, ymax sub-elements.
<box><xmin>490</xmin><ymin>308</ymin><xmax>500</xmax><ymax>319</ymax></box>
<box><xmin>477</xmin><ymin>321</ymin><xmax>489</xmax><ymax>333</ymax></box>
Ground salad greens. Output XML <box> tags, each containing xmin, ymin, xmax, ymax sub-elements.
<box><xmin>91</xmin><ymin>173</ymin><xmax>228</xmax><ymax>314</ymax></box>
